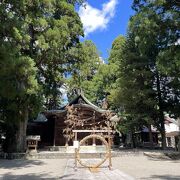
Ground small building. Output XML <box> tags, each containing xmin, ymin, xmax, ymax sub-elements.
<box><xmin>27</xmin><ymin>93</ymin><xmax>118</xmax><ymax>148</ymax></box>
<box><xmin>134</xmin><ymin>126</ymin><xmax>159</xmax><ymax>148</ymax></box>
<box><xmin>133</xmin><ymin>115</ymin><xmax>180</xmax><ymax>149</ymax></box>
<box><xmin>165</xmin><ymin>115</ymin><xmax>180</xmax><ymax>150</ymax></box>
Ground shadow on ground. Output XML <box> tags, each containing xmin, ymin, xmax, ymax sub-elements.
<box><xmin>0</xmin><ymin>159</ymin><xmax>45</xmax><ymax>169</ymax></box>
<box><xmin>59</xmin><ymin>174</ymin><xmax>78</xmax><ymax>180</ymax></box>
<box><xmin>146</xmin><ymin>157</ymin><xmax>180</xmax><ymax>163</ymax></box>
<box><xmin>146</xmin><ymin>175</ymin><xmax>180</xmax><ymax>180</ymax></box>
<box><xmin>0</xmin><ymin>173</ymin><xmax>57</xmax><ymax>180</ymax></box>
<box><xmin>144</xmin><ymin>152</ymin><xmax>180</xmax><ymax>161</ymax></box>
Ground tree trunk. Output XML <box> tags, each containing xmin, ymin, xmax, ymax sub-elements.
<box><xmin>156</xmin><ymin>72</ymin><xmax>166</xmax><ymax>149</ymax></box>
<box><xmin>148</xmin><ymin>124</ymin><xmax>154</xmax><ymax>149</ymax></box>
<box><xmin>4</xmin><ymin>123</ymin><xmax>17</xmax><ymax>153</ymax></box>
<box><xmin>132</xmin><ymin>133</ymin><xmax>136</xmax><ymax>148</ymax></box>
<box><xmin>15</xmin><ymin>108</ymin><xmax>28</xmax><ymax>152</ymax></box>
<box><xmin>160</xmin><ymin>117</ymin><xmax>166</xmax><ymax>149</ymax></box>
<box><xmin>127</xmin><ymin>131</ymin><xmax>134</xmax><ymax>148</ymax></box>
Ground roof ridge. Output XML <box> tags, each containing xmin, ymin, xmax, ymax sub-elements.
<box><xmin>79</xmin><ymin>93</ymin><xmax>106</xmax><ymax>112</ymax></box>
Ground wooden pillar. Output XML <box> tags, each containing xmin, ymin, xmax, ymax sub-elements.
<box><xmin>65</xmin><ymin>138</ymin><xmax>68</xmax><ymax>147</ymax></box>
<box><xmin>53</xmin><ymin>118</ymin><xmax>56</xmax><ymax>147</ymax></box>
<box><xmin>74</xmin><ymin>131</ymin><xmax>78</xmax><ymax>171</ymax></box>
<box><xmin>75</xmin><ymin>132</ymin><xmax>77</xmax><ymax>141</ymax></box>
<box><xmin>65</xmin><ymin>123</ymin><xmax>69</xmax><ymax>147</ymax></box>
<box><xmin>93</xmin><ymin>128</ymin><xmax>96</xmax><ymax>146</ymax></box>
<box><xmin>93</xmin><ymin>112</ymin><xmax>96</xmax><ymax>146</ymax></box>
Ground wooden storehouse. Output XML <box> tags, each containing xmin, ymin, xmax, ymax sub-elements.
<box><xmin>27</xmin><ymin>93</ymin><xmax>118</xmax><ymax>148</ymax></box>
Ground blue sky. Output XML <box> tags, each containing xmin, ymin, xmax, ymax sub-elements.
<box><xmin>78</xmin><ymin>0</ymin><xmax>134</xmax><ymax>61</ymax></box>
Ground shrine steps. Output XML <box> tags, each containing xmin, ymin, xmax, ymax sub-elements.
<box><xmin>42</xmin><ymin>145</ymin><xmax>108</xmax><ymax>153</ymax></box>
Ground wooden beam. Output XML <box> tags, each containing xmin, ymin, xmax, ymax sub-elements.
<box><xmin>72</xmin><ymin>130</ymin><xmax>112</xmax><ymax>133</ymax></box>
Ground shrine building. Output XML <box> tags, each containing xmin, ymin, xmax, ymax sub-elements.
<box><xmin>27</xmin><ymin>93</ymin><xmax>119</xmax><ymax>148</ymax></box>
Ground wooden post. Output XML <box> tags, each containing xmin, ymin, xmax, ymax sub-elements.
<box><xmin>93</xmin><ymin>112</ymin><xmax>96</xmax><ymax>146</ymax></box>
<box><xmin>75</xmin><ymin>132</ymin><xmax>77</xmax><ymax>141</ymax></box>
<box><xmin>65</xmin><ymin>138</ymin><xmax>68</xmax><ymax>147</ymax></box>
<box><xmin>72</xmin><ymin>130</ymin><xmax>113</xmax><ymax>170</ymax></box>
<box><xmin>65</xmin><ymin>124</ymin><xmax>69</xmax><ymax>147</ymax></box>
<box><xmin>108</xmin><ymin>130</ymin><xmax>112</xmax><ymax>170</ymax></box>
<box><xmin>93</xmin><ymin>128</ymin><xmax>96</xmax><ymax>146</ymax></box>
<box><xmin>74</xmin><ymin>131</ymin><xmax>78</xmax><ymax>170</ymax></box>
<box><xmin>75</xmin><ymin>148</ymin><xmax>78</xmax><ymax>170</ymax></box>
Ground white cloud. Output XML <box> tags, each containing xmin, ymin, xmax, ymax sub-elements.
<box><xmin>60</xmin><ymin>85</ymin><xmax>68</xmax><ymax>104</ymax></box>
<box><xmin>99</xmin><ymin>56</ymin><xmax>105</xmax><ymax>64</ymax></box>
<box><xmin>78</xmin><ymin>0</ymin><xmax>118</xmax><ymax>36</ymax></box>
<box><xmin>175</xmin><ymin>38</ymin><xmax>180</xmax><ymax>45</ymax></box>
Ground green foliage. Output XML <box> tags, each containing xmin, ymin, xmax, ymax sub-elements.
<box><xmin>110</xmin><ymin>0</ymin><xmax>179</xmax><ymax>146</ymax></box>
<box><xmin>130</xmin><ymin>0</ymin><xmax>180</xmax><ymax>118</ymax></box>
<box><xmin>67</xmin><ymin>40</ymin><xmax>101</xmax><ymax>101</ymax></box>
<box><xmin>69</xmin><ymin>36</ymin><xmax>126</xmax><ymax>107</ymax></box>
<box><xmin>81</xmin><ymin>63</ymin><xmax>115</xmax><ymax>104</ymax></box>
<box><xmin>0</xmin><ymin>0</ymin><xmax>84</xmax><ymax>152</ymax></box>
<box><xmin>107</xmin><ymin>36</ymin><xmax>125</xmax><ymax>109</ymax></box>
<box><xmin>110</xmin><ymin>34</ymin><xmax>156</xmax><ymax>133</ymax></box>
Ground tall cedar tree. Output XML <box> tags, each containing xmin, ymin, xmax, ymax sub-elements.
<box><xmin>131</xmin><ymin>0</ymin><xmax>180</xmax><ymax>148</ymax></box>
<box><xmin>112</xmin><ymin>0</ymin><xmax>179</xmax><ymax>148</ymax></box>
<box><xmin>67</xmin><ymin>40</ymin><xmax>101</xmax><ymax>101</ymax></box>
<box><xmin>0</xmin><ymin>0</ymin><xmax>84</xmax><ymax>152</ymax></box>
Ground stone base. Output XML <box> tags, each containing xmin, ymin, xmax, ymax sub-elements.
<box><xmin>26</xmin><ymin>149</ymin><xmax>37</xmax><ymax>154</ymax></box>
<box><xmin>66</xmin><ymin>145</ymin><xmax>106</xmax><ymax>153</ymax></box>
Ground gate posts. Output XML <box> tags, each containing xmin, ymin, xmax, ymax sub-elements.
<box><xmin>72</xmin><ymin>130</ymin><xmax>113</xmax><ymax>170</ymax></box>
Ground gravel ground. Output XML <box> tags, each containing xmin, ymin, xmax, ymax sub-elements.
<box><xmin>0</xmin><ymin>155</ymin><xmax>180</xmax><ymax>179</ymax></box>
<box><xmin>0</xmin><ymin>159</ymin><xmax>68</xmax><ymax>179</ymax></box>
<box><xmin>112</xmin><ymin>155</ymin><xmax>180</xmax><ymax>180</ymax></box>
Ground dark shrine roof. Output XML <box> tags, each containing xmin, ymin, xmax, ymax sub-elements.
<box><xmin>60</xmin><ymin>93</ymin><xmax>107</xmax><ymax>113</ymax></box>
<box><xmin>33</xmin><ymin>93</ymin><xmax>120</xmax><ymax>123</ymax></box>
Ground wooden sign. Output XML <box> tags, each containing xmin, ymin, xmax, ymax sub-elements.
<box><xmin>73</xmin><ymin>141</ymin><xmax>79</xmax><ymax>148</ymax></box>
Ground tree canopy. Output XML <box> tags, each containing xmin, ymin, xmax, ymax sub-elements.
<box><xmin>0</xmin><ymin>0</ymin><xmax>84</xmax><ymax>152</ymax></box>
<box><xmin>0</xmin><ymin>0</ymin><xmax>179</xmax><ymax>152</ymax></box>
<box><xmin>108</xmin><ymin>0</ymin><xmax>180</xmax><ymax>148</ymax></box>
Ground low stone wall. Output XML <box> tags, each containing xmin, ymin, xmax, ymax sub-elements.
<box><xmin>0</xmin><ymin>152</ymin><xmax>26</xmax><ymax>159</ymax></box>
<box><xmin>1</xmin><ymin>149</ymin><xmax>179</xmax><ymax>160</ymax></box>
<box><xmin>0</xmin><ymin>150</ymin><xmax>144</xmax><ymax>160</ymax></box>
